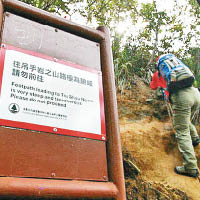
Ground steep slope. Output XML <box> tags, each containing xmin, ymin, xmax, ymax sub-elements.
<box><xmin>118</xmin><ymin>77</ymin><xmax>200</xmax><ymax>200</ymax></box>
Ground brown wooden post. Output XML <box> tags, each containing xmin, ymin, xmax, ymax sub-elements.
<box><xmin>97</xmin><ymin>26</ymin><xmax>126</xmax><ymax>200</ymax></box>
<box><xmin>0</xmin><ymin>0</ymin><xmax>3</xmax><ymax>39</ymax></box>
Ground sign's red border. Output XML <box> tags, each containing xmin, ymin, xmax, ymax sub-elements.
<box><xmin>0</xmin><ymin>44</ymin><xmax>106</xmax><ymax>141</ymax></box>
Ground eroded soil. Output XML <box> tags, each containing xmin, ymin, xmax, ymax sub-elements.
<box><xmin>118</xmin><ymin>77</ymin><xmax>200</xmax><ymax>200</ymax></box>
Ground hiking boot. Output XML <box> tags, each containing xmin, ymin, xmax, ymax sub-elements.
<box><xmin>192</xmin><ymin>138</ymin><xmax>200</xmax><ymax>147</ymax></box>
<box><xmin>174</xmin><ymin>166</ymin><xmax>199</xmax><ymax>178</ymax></box>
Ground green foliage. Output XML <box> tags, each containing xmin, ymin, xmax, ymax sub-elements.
<box><xmin>19</xmin><ymin>0</ymin><xmax>68</xmax><ymax>15</ymax></box>
<box><xmin>19</xmin><ymin>0</ymin><xmax>200</xmax><ymax>90</ymax></box>
<box><xmin>189</xmin><ymin>0</ymin><xmax>200</xmax><ymax>17</ymax></box>
<box><xmin>19</xmin><ymin>0</ymin><xmax>138</xmax><ymax>25</ymax></box>
<box><xmin>183</xmin><ymin>48</ymin><xmax>200</xmax><ymax>87</ymax></box>
<box><xmin>112</xmin><ymin>34</ymin><xmax>153</xmax><ymax>93</ymax></box>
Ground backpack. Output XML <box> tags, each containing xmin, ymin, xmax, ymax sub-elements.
<box><xmin>157</xmin><ymin>54</ymin><xmax>195</xmax><ymax>93</ymax></box>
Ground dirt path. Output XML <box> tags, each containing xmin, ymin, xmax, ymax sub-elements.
<box><xmin>120</xmin><ymin>117</ymin><xmax>200</xmax><ymax>200</ymax></box>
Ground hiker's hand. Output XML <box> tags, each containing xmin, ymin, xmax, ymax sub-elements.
<box><xmin>159</xmin><ymin>87</ymin><xmax>166</xmax><ymax>100</ymax></box>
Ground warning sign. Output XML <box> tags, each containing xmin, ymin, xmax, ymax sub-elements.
<box><xmin>0</xmin><ymin>45</ymin><xmax>106</xmax><ymax>140</ymax></box>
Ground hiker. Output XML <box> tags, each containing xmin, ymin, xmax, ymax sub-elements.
<box><xmin>150</xmin><ymin>54</ymin><xmax>200</xmax><ymax>178</ymax></box>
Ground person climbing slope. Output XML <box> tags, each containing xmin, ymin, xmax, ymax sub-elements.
<box><xmin>150</xmin><ymin>54</ymin><xmax>200</xmax><ymax>178</ymax></box>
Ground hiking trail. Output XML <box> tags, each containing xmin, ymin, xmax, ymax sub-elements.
<box><xmin>118</xmin><ymin>77</ymin><xmax>200</xmax><ymax>200</ymax></box>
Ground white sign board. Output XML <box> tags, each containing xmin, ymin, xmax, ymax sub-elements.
<box><xmin>0</xmin><ymin>45</ymin><xmax>106</xmax><ymax>140</ymax></box>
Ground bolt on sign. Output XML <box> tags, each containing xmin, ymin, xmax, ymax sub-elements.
<box><xmin>0</xmin><ymin>0</ymin><xmax>126</xmax><ymax>200</ymax></box>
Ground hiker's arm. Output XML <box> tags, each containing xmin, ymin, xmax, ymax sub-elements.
<box><xmin>150</xmin><ymin>73</ymin><xmax>159</xmax><ymax>90</ymax></box>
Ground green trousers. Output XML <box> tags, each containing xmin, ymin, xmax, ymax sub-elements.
<box><xmin>171</xmin><ymin>86</ymin><xmax>200</xmax><ymax>170</ymax></box>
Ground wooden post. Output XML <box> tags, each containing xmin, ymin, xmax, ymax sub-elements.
<box><xmin>0</xmin><ymin>0</ymin><xmax>3</xmax><ymax>39</ymax></box>
<box><xmin>98</xmin><ymin>26</ymin><xmax>126</xmax><ymax>200</ymax></box>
